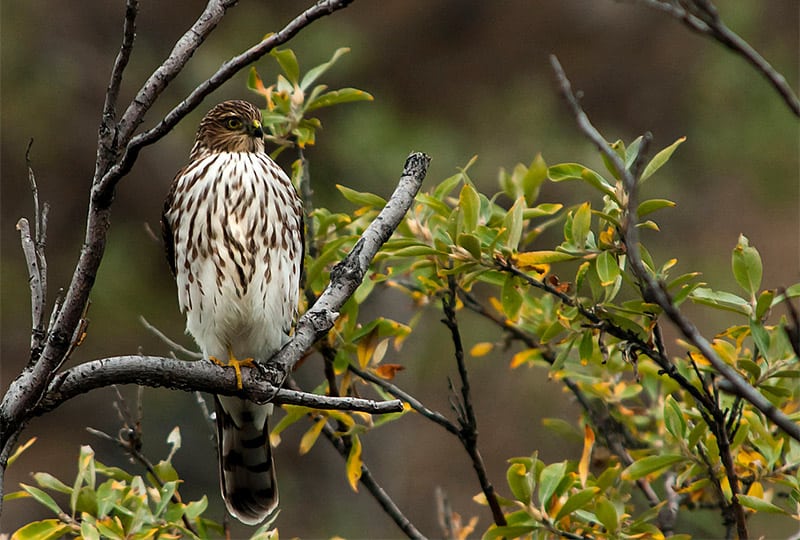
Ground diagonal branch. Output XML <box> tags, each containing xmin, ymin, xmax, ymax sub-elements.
<box><xmin>0</xmin><ymin>0</ymin><xmax>361</xmax><ymax>472</ymax></box>
<box><xmin>268</xmin><ymin>152</ymin><xmax>430</xmax><ymax>384</ymax></box>
<box><xmin>549</xmin><ymin>54</ymin><xmax>800</xmax><ymax>443</ymax></box>
<box><xmin>631</xmin><ymin>0</ymin><xmax>800</xmax><ymax>116</ymax></box>
<box><xmin>101</xmin><ymin>0</ymin><xmax>356</xmax><ymax>195</ymax></box>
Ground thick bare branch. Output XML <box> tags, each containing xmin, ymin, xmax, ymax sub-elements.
<box><xmin>268</xmin><ymin>152</ymin><xmax>430</xmax><ymax>384</ymax></box>
<box><xmin>0</xmin><ymin>0</ymin><xmax>361</xmax><ymax>466</ymax></box>
<box><xmin>29</xmin><ymin>356</ymin><xmax>403</xmax><ymax>419</ymax></box>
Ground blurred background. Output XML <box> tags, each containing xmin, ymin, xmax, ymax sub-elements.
<box><xmin>1</xmin><ymin>1</ymin><xmax>797</xmax><ymax>538</ymax></box>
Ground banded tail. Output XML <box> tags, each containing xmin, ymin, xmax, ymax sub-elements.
<box><xmin>214</xmin><ymin>396</ymin><xmax>278</xmax><ymax>524</ymax></box>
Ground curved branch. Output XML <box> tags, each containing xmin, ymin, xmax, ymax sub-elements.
<box><xmin>634</xmin><ymin>0</ymin><xmax>800</xmax><ymax>117</ymax></box>
<box><xmin>102</xmin><ymin>0</ymin><xmax>356</xmax><ymax>194</ymax></box>
<box><xmin>549</xmin><ymin>54</ymin><xmax>800</xmax><ymax>446</ymax></box>
<box><xmin>30</xmin><ymin>356</ymin><xmax>403</xmax><ymax>418</ymax></box>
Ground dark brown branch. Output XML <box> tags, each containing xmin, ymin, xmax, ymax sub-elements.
<box><xmin>549</xmin><ymin>54</ymin><xmax>800</xmax><ymax>444</ymax></box>
<box><xmin>348</xmin><ymin>363</ymin><xmax>461</xmax><ymax>437</ymax></box>
<box><xmin>633</xmin><ymin>0</ymin><xmax>800</xmax><ymax>116</ymax></box>
<box><xmin>442</xmin><ymin>276</ymin><xmax>506</xmax><ymax>528</ymax></box>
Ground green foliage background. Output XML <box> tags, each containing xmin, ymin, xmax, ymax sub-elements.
<box><xmin>1</xmin><ymin>1</ymin><xmax>797</xmax><ymax>538</ymax></box>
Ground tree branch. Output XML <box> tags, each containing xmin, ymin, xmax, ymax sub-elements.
<box><xmin>549</xmin><ymin>54</ymin><xmax>800</xmax><ymax>443</ymax></box>
<box><xmin>103</xmin><ymin>0</ymin><xmax>356</xmax><ymax>194</ymax></box>
<box><xmin>632</xmin><ymin>0</ymin><xmax>800</xmax><ymax>116</ymax></box>
<box><xmin>0</xmin><ymin>0</ymin><xmax>363</xmax><ymax>470</ymax></box>
<box><xmin>267</xmin><ymin>152</ymin><xmax>430</xmax><ymax>385</ymax></box>
<box><xmin>28</xmin><ymin>356</ymin><xmax>403</xmax><ymax>419</ymax></box>
<box><xmin>318</xmin><ymin>420</ymin><xmax>427</xmax><ymax>539</ymax></box>
<box><xmin>442</xmin><ymin>276</ymin><xmax>506</xmax><ymax>528</ymax></box>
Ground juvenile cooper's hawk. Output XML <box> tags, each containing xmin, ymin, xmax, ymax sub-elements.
<box><xmin>162</xmin><ymin>100</ymin><xmax>303</xmax><ymax>524</ymax></box>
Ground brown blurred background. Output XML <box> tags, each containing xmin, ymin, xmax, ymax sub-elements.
<box><xmin>1</xmin><ymin>1</ymin><xmax>798</xmax><ymax>538</ymax></box>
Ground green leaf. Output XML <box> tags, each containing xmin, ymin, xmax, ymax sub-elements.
<box><xmin>459</xmin><ymin>183</ymin><xmax>480</xmax><ymax>232</ymax></box>
<box><xmin>482</xmin><ymin>525</ymin><xmax>537</xmax><ymax>540</ymax></box>
<box><xmin>548</xmin><ymin>164</ymin><xmax>615</xmax><ymax>198</ymax></box>
<box><xmin>270</xmin><ymin>48</ymin><xmax>300</xmax><ymax>84</ymax></box>
<box><xmin>663</xmin><ymin>395</ymin><xmax>687</xmax><ymax>439</ymax></box>
<box><xmin>306</xmin><ymin>88</ymin><xmax>373</xmax><ymax>112</ymax></box>
<box><xmin>623</xmin><ymin>454</ymin><xmax>687</xmax><ymax>481</ymax></box>
<box><xmin>594</xmin><ymin>496</ymin><xmax>619</xmax><ymax>534</ymax></box>
<box><xmin>19</xmin><ymin>483</ymin><xmax>64</xmax><ymax>515</ymax></box>
<box><xmin>571</xmin><ymin>203</ymin><xmax>592</xmax><ymax>248</ymax></box>
<box><xmin>749</xmin><ymin>320</ymin><xmax>770</xmax><ymax>356</ymax></box>
<box><xmin>433</xmin><ymin>172</ymin><xmax>465</xmax><ymax>200</ymax></box>
<box><xmin>184</xmin><ymin>495</ymin><xmax>209</xmax><ymax>520</ymax></box>
<box><xmin>691</xmin><ymin>287</ymin><xmax>751</xmax><ymax>315</ymax></box>
<box><xmin>755</xmin><ymin>289</ymin><xmax>775</xmax><ymax>320</ymax></box>
<box><xmin>503</xmin><ymin>197</ymin><xmax>525</xmax><ymax>250</ymax></box>
<box><xmin>732</xmin><ymin>234</ymin><xmax>762</xmax><ymax>297</ymax></box>
<box><xmin>33</xmin><ymin>472</ymin><xmax>72</xmax><ymax>495</ymax></box>
<box><xmin>300</xmin><ymin>47</ymin><xmax>349</xmax><ymax>90</ymax></box>
<box><xmin>637</xmin><ymin>198</ymin><xmax>676</xmax><ymax>218</ymax></box>
<box><xmin>336</xmin><ymin>184</ymin><xmax>387</xmax><ymax>208</ymax></box>
<box><xmin>595</xmin><ymin>251</ymin><xmax>619</xmax><ymax>287</ymax></box>
<box><xmin>80</xmin><ymin>520</ymin><xmax>101</xmax><ymax>540</ymax></box>
<box><xmin>11</xmin><ymin>519</ymin><xmax>71</xmax><ymax>540</ymax></box>
<box><xmin>555</xmin><ymin>487</ymin><xmax>600</xmax><ymax>521</ymax></box>
<box><xmin>456</xmin><ymin>233</ymin><xmax>482</xmax><ymax>260</ymax></box>
<box><xmin>502</xmin><ymin>275</ymin><xmax>523</xmax><ymax>321</ymax></box>
<box><xmin>506</xmin><ymin>462</ymin><xmax>533</xmax><ymax>504</ymax></box>
<box><xmin>538</xmin><ymin>461</ymin><xmax>567</xmax><ymax>509</ymax></box>
<box><xmin>738</xmin><ymin>494</ymin><xmax>787</xmax><ymax>514</ymax></box>
<box><xmin>641</xmin><ymin>136</ymin><xmax>686</xmax><ymax>182</ymax></box>
<box><xmin>522</xmin><ymin>154</ymin><xmax>547</xmax><ymax>205</ymax></box>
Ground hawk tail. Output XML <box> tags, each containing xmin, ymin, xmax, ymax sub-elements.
<box><xmin>214</xmin><ymin>396</ymin><xmax>278</xmax><ymax>525</ymax></box>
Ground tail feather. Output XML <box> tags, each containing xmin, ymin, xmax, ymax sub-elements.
<box><xmin>214</xmin><ymin>396</ymin><xmax>277</xmax><ymax>525</ymax></box>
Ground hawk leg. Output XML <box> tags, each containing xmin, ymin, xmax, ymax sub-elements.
<box><xmin>210</xmin><ymin>346</ymin><xmax>255</xmax><ymax>389</ymax></box>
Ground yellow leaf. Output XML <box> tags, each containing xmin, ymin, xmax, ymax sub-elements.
<box><xmin>488</xmin><ymin>296</ymin><xmax>504</xmax><ymax>314</ymax></box>
<box><xmin>470</xmin><ymin>342</ymin><xmax>494</xmax><ymax>357</ymax></box>
<box><xmin>510</xmin><ymin>349</ymin><xmax>538</xmax><ymax>369</ymax></box>
<box><xmin>346</xmin><ymin>435</ymin><xmax>363</xmax><ymax>491</ymax></box>
<box><xmin>357</xmin><ymin>327</ymin><xmax>379</xmax><ymax>368</ymax></box>
<box><xmin>299</xmin><ymin>419</ymin><xmax>326</xmax><ymax>455</ymax></box>
<box><xmin>747</xmin><ymin>481</ymin><xmax>764</xmax><ymax>498</ymax></box>
<box><xmin>7</xmin><ymin>437</ymin><xmax>36</xmax><ymax>466</ymax></box>
<box><xmin>579</xmin><ymin>424</ymin><xmax>595</xmax><ymax>487</ymax></box>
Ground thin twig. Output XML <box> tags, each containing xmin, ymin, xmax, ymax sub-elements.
<box><xmin>549</xmin><ymin>54</ymin><xmax>800</xmax><ymax>444</ymax></box>
<box><xmin>139</xmin><ymin>316</ymin><xmax>203</xmax><ymax>360</ymax></box>
<box><xmin>318</xmin><ymin>419</ymin><xmax>427</xmax><ymax>539</ymax></box>
<box><xmin>442</xmin><ymin>276</ymin><xmax>506</xmax><ymax>527</ymax></box>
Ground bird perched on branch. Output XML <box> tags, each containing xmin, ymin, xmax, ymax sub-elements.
<box><xmin>162</xmin><ymin>100</ymin><xmax>303</xmax><ymax>524</ymax></box>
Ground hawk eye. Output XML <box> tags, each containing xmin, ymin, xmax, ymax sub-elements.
<box><xmin>225</xmin><ymin>117</ymin><xmax>243</xmax><ymax>130</ymax></box>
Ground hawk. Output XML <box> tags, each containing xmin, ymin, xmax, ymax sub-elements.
<box><xmin>162</xmin><ymin>100</ymin><xmax>304</xmax><ymax>524</ymax></box>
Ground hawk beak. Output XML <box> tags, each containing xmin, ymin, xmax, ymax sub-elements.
<box><xmin>249</xmin><ymin>120</ymin><xmax>264</xmax><ymax>138</ymax></box>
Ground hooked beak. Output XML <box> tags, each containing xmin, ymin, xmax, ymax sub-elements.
<box><xmin>248</xmin><ymin>119</ymin><xmax>264</xmax><ymax>138</ymax></box>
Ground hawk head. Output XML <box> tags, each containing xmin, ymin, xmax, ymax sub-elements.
<box><xmin>191</xmin><ymin>100</ymin><xmax>265</xmax><ymax>158</ymax></box>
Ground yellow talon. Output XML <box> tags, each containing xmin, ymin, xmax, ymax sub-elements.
<box><xmin>210</xmin><ymin>347</ymin><xmax>255</xmax><ymax>390</ymax></box>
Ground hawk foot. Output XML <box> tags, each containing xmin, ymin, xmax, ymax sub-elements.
<box><xmin>210</xmin><ymin>348</ymin><xmax>255</xmax><ymax>390</ymax></box>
